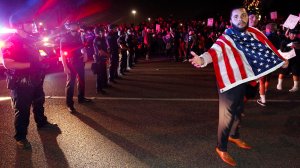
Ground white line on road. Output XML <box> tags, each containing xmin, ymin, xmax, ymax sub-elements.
<box><xmin>1</xmin><ymin>96</ymin><xmax>300</xmax><ymax>103</ymax></box>
<box><xmin>45</xmin><ymin>96</ymin><xmax>300</xmax><ymax>102</ymax></box>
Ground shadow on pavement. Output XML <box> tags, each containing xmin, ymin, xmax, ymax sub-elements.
<box><xmin>283</xmin><ymin>115</ymin><xmax>300</xmax><ymax>138</ymax></box>
<box><xmin>15</xmin><ymin>148</ymin><xmax>33</xmax><ymax>168</ymax></box>
<box><xmin>72</xmin><ymin>111</ymin><xmax>178</xmax><ymax>167</ymax></box>
<box><xmin>38</xmin><ymin>126</ymin><xmax>69</xmax><ymax>167</ymax></box>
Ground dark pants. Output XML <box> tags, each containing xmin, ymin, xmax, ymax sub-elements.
<box><xmin>96</xmin><ymin>60</ymin><xmax>108</xmax><ymax>91</ymax></box>
<box><xmin>66</xmin><ymin>61</ymin><xmax>85</xmax><ymax>107</ymax></box>
<box><xmin>128</xmin><ymin>48</ymin><xmax>134</xmax><ymax>67</ymax></box>
<box><xmin>186</xmin><ymin>46</ymin><xmax>191</xmax><ymax>60</ymax></box>
<box><xmin>109</xmin><ymin>53</ymin><xmax>119</xmax><ymax>81</ymax></box>
<box><xmin>120</xmin><ymin>50</ymin><xmax>128</xmax><ymax>74</ymax></box>
<box><xmin>217</xmin><ymin>84</ymin><xmax>245</xmax><ymax>151</ymax></box>
<box><xmin>10</xmin><ymin>85</ymin><xmax>47</xmax><ymax>141</ymax></box>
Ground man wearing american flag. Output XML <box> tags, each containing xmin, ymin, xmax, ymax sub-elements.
<box><xmin>189</xmin><ymin>6</ymin><xmax>288</xmax><ymax>167</ymax></box>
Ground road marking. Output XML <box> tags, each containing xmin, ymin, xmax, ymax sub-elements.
<box><xmin>0</xmin><ymin>97</ymin><xmax>11</xmax><ymax>101</ymax></box>
<box><xmin>45</xmin><ymin>96</ymin><xmax>300</xmax><ymax>102</ymax></box>
<box><xmin>1</xmin><ymin>96</ymin><xmax>300</xmax><ymax>103</ymax></box>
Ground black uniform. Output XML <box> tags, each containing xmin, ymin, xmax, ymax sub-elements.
<box><xmin>126</xmin><ymin>32</ymin><xmax>135</xmax><ymax>67</ymax></box>
<box><xmin>81</xmin><ymin>29</ymin><xmax>95</xmax><ymax>60</ymax></box>
<box><xmin>107</xmin><ymin>31</ymin><xmax>119</xmax><ymax>82</ymax></box>
<box><xmin>60</xmin><ymin>31</ymin><xmax>86</xmax><ymax>107</ymax></box>
<box><xmin>93</xmin><ymin>35</ymin><xmax>108</xmax><ymax>92</ymax></box>
<box><xmin>118</xmin><ymin>33</ymin><xmax>128</xmax><ymax>74</ymax></box>
<box><xmin>1</xmin><ymin>34</ymin><xmax>49</xmax><ymax>141</ymax></box>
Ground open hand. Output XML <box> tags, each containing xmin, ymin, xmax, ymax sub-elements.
<box><xmin>189</xmin><ymin>51</ymin><xmax>203</xmax><ymax>68</ymax></box>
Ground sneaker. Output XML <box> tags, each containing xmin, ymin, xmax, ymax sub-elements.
<box><xmin>16</xmin><ymin>139</ymin><xmax>32</xmax><ymax>150</ymax></box>
<box><xmin>78</xmin><ymin>97</ymin><xmax>92</xmax><ymax>104</ymax></box>
<box><xmin>96</xmin><ymin>89</ymin><xmax>106</xmax><ymax>94</ymax></box>
<box><xmin>276</xmin><ymin>84</ymin><xmax>282</xmax><ymax>90</ymax></box>
<box><xmin>104</xmin><ymin>84</ymin><xmax>112</xmax><ymax>88</ymax></box>
<box><xmin>37</xmin><ymin>122</ymin><xmax>58</xmax><ymax>130</ymax></box>
<box><xmin>67</xmin><ymin>106</ymin><xmax>77</xmax><ymax>113</ymax></box>
<box><xmin>289</xmin><ymin>87</ymin><xmax>298</xmax><ymax>92</ymax></box>
<box><xmin>257</xmin><ymin>99</ymin><xmax>266</xmax><ymax>107</ymax></box>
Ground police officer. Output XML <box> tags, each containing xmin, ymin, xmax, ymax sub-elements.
<box><xmin>60</xmin><ymin>21</ymin><xmax>92</xmax><ymax>113</ymax></box>
<box><xmin>106</xmin><ymin>24</ymin><xmax>120</xmax><ymax>83</ymax></box>
<box><xmin>81</xmin><ymin>25</ymin><xmax>95</xmax><ymax>60</ymax></box>
<box><xmin>126</xmin><ymin>29</ymin><xmax>135</xmax><ymax>68</ymax></box>
<box><xmin>1</xmin><ymin>18</ymin><xmax>58</xmax><ymax>149</ymax></box>
<box><xmin>93</xmin><ymin>26</ymin><xmax>109</xmax><ymax>94</ymax></box>
<box><xmin>118</xmin><ymin>29</ymin><xmax>128</xmax><ymax>75</ymax></box>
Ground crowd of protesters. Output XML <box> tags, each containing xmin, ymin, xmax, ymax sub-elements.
<box><xmin>75</xmin><ymin>13</ymin><xmax>299</xmax><ymax>96</ymax></box>
<box><xmin>38</xmin><ymin>12</ymin><xmax>299</xmax><ymax>102</ymax></box>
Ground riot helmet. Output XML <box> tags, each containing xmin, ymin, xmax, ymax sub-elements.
<box><xmin>94</xmin><ymin>26</ymin><xmax>105</xmax><ymax>35</ymax></box>
<box><xmin>9</xmin><ymin>14</ymin><xmax>38</xmax><ymax>34</ymax></box>
<box><xmin>64</xmin><ymin>20</ymin><xmax>80</xmax><ymax>32</ymax></box>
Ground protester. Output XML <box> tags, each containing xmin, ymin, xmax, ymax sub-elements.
<box><xmin>189</xmin><ymin>6</ymin><xmax>287</xmax><ymax>166</ymax></box>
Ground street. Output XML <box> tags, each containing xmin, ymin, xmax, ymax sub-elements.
<box><xmin>0</xmin><ymin>57</ymin><xmax>300</xmax><ymax>168</ymax></box>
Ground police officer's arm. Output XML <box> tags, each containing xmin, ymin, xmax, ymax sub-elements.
<box><xmin>93</xmin><ymin>38</ymin><xmax>99</xmax><ymax>62</ymax></box>
<box><xmin>60</xmin><ymin>37</ymin><xmax>70</xmax><ymax>74</ymax></box>
<box><xmin>81</xmin><ymin>47</ymin><xmax>88</xmax><ymax>62</ymax></box>
<box><xmin>3</xmin><ymin>58</ymin><xmax>30</xmax><ymax>70</ymax></box>
<box><xmin>80</xmin><ymin>33</ymin><xmax>88</xmax><ymax>62</ymax></box>
<box><xmin>2</xmin><ymin>42</ymin><xmax>30</xmax><ymax>70</ymax></box>
<box><xmin>100</xmin><ymin>48</ymin><xmax>110</xmax><ymax>57</ymax></box>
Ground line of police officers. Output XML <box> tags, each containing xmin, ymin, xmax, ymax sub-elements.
<box><xmin>1</xmin><ymin>18</ymin><xmax>139</xmax><ymax>149</ymax></box>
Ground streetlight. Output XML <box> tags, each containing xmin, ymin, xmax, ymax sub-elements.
<box><xmin>148</xmin><ymin>17</ymin><xmax>151</xmax><ymax>22</ymax></box>
<box><xmin>131</xmin><ymin>10</ymin><xmax>136</xmax><ymax>25</ymax></box>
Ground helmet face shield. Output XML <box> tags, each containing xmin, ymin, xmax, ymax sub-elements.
<box><xmin>64</xmin><ymin>20</ymin><xmax>80</xmax><ymax>32</ymax></box>
<box><xmin>69</xmin><ymin>24</ymin><xmax>79</xmax><ymax>32</ymax></box>
<box><xmin>22</xmin><ymin>22</ymin><xmax>38</xmax><ymax>34</ymax></box>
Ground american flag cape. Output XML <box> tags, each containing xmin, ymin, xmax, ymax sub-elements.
<box><xmin>206</xmin><ymin>26</ymin><xmax>285</xmax><ymax>93</ymax></box>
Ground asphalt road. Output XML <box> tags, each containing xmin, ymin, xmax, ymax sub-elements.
<box><xmin>0</xmin><ymin>57</ymin><xmax>299</xmax><ymax>168</ymax></box>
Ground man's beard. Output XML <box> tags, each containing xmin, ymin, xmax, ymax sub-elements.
<box><xmin>232</xmin><ymin>22</ymin><xmax>248</xmax><ymax>32</ymax></box>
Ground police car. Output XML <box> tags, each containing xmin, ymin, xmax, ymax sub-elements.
<box><xmin>0</xmin><ymin>29</ymin><xmax>13</xmax><ymax>74</ymax></box>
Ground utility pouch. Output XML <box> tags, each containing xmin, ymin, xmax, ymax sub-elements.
<box><xmin>5</xmin><ymin>73</ymin><xmax>17</xmax><ymax>90</ymax></box>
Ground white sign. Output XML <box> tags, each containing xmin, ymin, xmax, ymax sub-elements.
<box><xmin>156</xmin><ymin>24</ymin><xmax>160</xmax><ymax>32</ymax></box>
<box><xmin>207</xmin><ymin>18</ymin><xmax>214</xmax><ymax>27</ymax></box>
<box><xmin>278</xmin><ymin>48</ymin><xmax>296</xmax><ymax>60</ymax></box>
<box><xmin>270</xmin><ymin>11</ymin><xmax>277</xmax><ymax>20</ymax></box>
<box><xmin>283</xmin><ymin>14</ymin><xmax>300</xmax><ymax>29</ymax></box>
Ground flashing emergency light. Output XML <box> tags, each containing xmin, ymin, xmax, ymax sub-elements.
<box><xmin>42</xmin><ymin>37</ymin><xmax>49</xmax><ymax>42</ymax></box>
<box><xmin>39</xmin><ymin>49</ymin><xmax>47</xmax><ymax>57</ymax></box>
<box><xmin>0</xmin><ymin>28</ymin><xmax>17</xmax><ymax>34</ymax></box>
<box><xmin>43</xmin><ymin>42</ymin><xmax>51</xmax><ymax>47</ymax></box>
<box><xmin>0</xmin><ymin>41</ymin><xmax>5</xmax><ymax>48</ymax></box>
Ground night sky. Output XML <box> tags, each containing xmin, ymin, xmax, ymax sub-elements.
<box><xmin>0</xmin><ymin>0</ymin><xmax>298</xmax><ymax>27</ymax></box>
